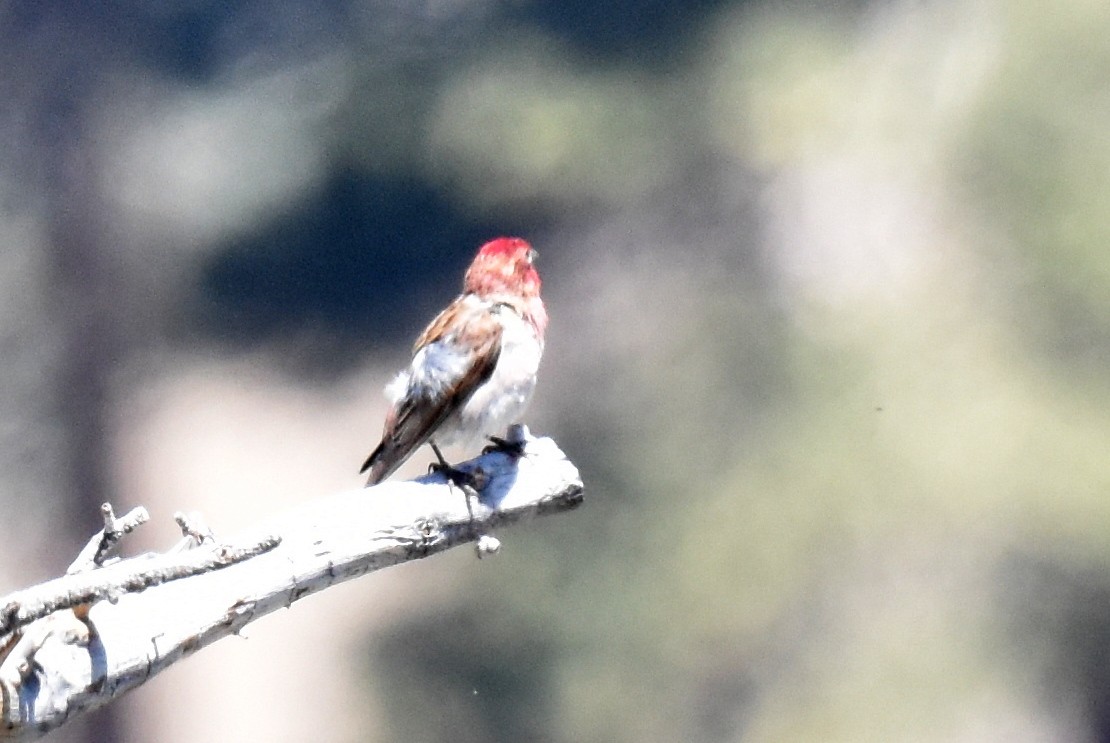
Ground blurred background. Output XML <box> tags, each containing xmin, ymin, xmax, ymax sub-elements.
<box><xmin>1</xmin><ymin>0</ymin><xmax>1109</xmax><ymax>740</ymax></box>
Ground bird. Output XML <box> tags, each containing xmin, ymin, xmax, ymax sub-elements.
<box><xmin>361</xmin><ymin>237</ymin><xmax>547</xmax><ymax>485</ymax></box>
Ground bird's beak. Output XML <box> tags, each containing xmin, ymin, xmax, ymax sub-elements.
<box><xmin>527</xmin><ymin>248</ymin><xmax>538</xmax><ymax>263</ymax></box>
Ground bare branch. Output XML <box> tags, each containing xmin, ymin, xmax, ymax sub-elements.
<box><xmin>0</xmin><ymin>535</ymin><xmax>281</xmax><ymax>639</ymax></box>
<box><xmin>0</xmin><ymin>428</ymin><xmax>582</xmax><ymax>740</ymax></box>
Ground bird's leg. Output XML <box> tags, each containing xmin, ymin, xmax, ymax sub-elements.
<box><xmin>425</xmin><ymin>442</ymin><xmax>482</xmax><ymax>526</ymax></box>
<box><xmin>428</xmin><ymin>441</ymin><xmax>451</xmax><ymax>470</ymax></box>
<box><xmin>427</xmin><ymin>442</ymin><xmax>473</xmax><ymax>486</ymax></box>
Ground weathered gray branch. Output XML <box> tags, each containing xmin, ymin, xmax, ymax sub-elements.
<box><xmin>0</xmin><ymin>427</ymin><xmax>583</xmax><ymax>740</ymax></box>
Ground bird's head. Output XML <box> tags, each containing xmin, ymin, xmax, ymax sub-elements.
<box><xmin>464</xmin><ymin>237</ymin><xmax>542</xmax><ymax>299</ymax></box>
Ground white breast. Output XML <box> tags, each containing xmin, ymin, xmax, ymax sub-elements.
<box><xmin>440</xmin><ymin>304</ymin><xmax>543</xmax><ymax>448</ymax></box>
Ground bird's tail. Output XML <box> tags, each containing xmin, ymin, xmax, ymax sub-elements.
<box><xmin>360</xmin><ymin>442</ymin><xmax>404</xmax><ymax>485</ymax></box>
<box><xmin>361</xmin><ymin>401</ymin><xmax>443</xmax><ymax>486</ymax></box>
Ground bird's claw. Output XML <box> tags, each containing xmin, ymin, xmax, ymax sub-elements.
<box><xmin>482</xmin><ymin>435</ymin><xmax>526</xmax><ymax>457</ymax></box>
<box><xmin>429</xmin><ymin>461</ymin><xmax>488</xmax><ymax>526</ymax></box>
<box><xmin>429</xmin><ymin>461</ymin><xmax>487</xmax><ymax>492</ymax></box>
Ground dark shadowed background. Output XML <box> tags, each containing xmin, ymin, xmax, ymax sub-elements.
<box><xmin>2</xmin><ymin>0</ymin><xmax>1109</xmax><ymax>741</ymax></box>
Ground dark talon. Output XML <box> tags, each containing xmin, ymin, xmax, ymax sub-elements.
<box><xmin>429</xmin><ymin>461</ymin><xmax>481</xmax><ymax>491</ymax></box>
<box><xmin>426</xmin><ymin>441</ymin><xmax>486</xmax><ymax>526</ymax></box>
<box><xmin>426</xmin><ymin>441</ymin><xmax>479</xmax><ymax>489</ymax></box>
<box><xmin>429</xmin><ymin>461</ymin><xmax>485</xmax><ymax>525</ymax></box>
<box><xmin>483</xmin><ymin>435</ymin><xmax>526</xmax><ymax>457</ymax></box>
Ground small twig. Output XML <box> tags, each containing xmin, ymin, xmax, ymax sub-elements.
<box><xmin>66</xmin><ymin>504</ymin><xmax>150</xmax><ymax>574</ymax></box>
<box><xmin>170</xmin><ymin>511</ymin><xmax>215</xmax><ymax>552</ymax></box>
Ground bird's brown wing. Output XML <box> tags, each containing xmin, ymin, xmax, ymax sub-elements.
<box><xmin>361</xmin><ymin>297</ymin><xmax>503</xmax><ymax>484</ymax></box>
